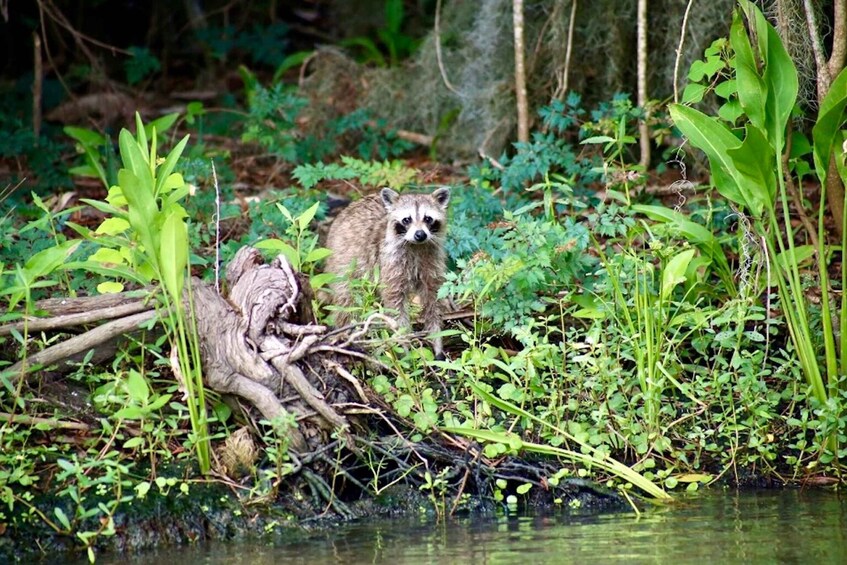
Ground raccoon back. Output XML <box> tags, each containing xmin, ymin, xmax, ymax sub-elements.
<box><xmin>324</xmin><ymin>194</ymin><xmax>387</xmax><ymax>280</ymax></box>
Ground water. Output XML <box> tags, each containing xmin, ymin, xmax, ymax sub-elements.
<box><xmin>102</xmin><ymin>490</ymin><xmax>847</xmax><ymax>564</ymax></box>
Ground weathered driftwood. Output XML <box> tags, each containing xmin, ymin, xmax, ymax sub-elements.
<box><xmin>6</xmin><ymin>246</ymin><xmax>375</xmax><ymax>454</ymax></box>
<box><xmin>7</xmin><ymin>310</ymin><xmax>157</xmax><ymax>381</ymax></box>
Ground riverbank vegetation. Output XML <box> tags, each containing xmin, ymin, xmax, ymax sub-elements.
<box><xmin>1</xmin><ymin>0</ymin><xmax>847</xmax><ymax>561</ymax></box>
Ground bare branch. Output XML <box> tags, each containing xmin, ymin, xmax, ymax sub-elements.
<box><xmin>513</xmin><ymin>0</ymin><xmax>529</xmax><ymax>143</ymax></box>
<box><xmin>673</xmin><ymin>0</ymin><xmax>696</xmax><ymax>103</ymax></box>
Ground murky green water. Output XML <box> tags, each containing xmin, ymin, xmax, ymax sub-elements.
<box><xmin>101</xmin><ymin>490</ymin><xmax>847</xmax><ymax>564</ymax></box>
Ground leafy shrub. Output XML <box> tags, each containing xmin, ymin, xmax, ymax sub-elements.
<box><xmin>196</xmin><ymin>22</ymin><xmax>290</xmax><ymax>67</ymax></box>
<box><xmin>243</xmin><ymin>83</ymin><xmax>413</xmax><ymax>163</ymax></box>
<box><xmin>293</xmin><ymin>156</ymin><xmax>418</xmax><ymax>189</ymax></box>
<box><xmin>485</xmin><ymin>94</ymin><xmax>601</xmax><ymax>195</ymax></box>
<box><xmin>242</xmin><ymin>84</ymin><xmax>308</xmax><ymax>162</ymax></box>
<box><xmin>0</xmin><ymin>114</ymin><xmax>72</xmax><ymax>192</ymax></box>
<box><xmin>443</xmin><ymin>209</ymin><xmax>593</xmax><ymax>339</ymax></box>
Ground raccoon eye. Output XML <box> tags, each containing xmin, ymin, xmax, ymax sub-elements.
<box><xmin>402</xmin><ymin>217</ymin><xmax>412</xmax><ymax>225</ymax></box>
<box><xmin>423</xmin><ymin>215</ymin><xmax>433</xmax><ymax>225</ymax></box>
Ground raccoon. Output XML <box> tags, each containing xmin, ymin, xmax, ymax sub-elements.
<box><xmin>324</xmin><ymin>187</ymin><xmax>450</xmax><ymax>359</ymax></box>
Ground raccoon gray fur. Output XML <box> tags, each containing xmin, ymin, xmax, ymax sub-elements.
<box><xmin>324</xmin><ymin>186</ymin><xmax>450</xmax><ymax>358</ymax></box>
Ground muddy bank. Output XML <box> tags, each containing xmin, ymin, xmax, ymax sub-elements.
<box><xmin>0</xmin><ymin>461</ymin><xmax>628</xmax><ymax>563</ymax></box>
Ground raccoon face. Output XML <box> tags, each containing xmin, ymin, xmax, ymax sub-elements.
<box><xmin>381</xmin><ymin>187</ymin><xmax>450</xmax><ymax>245</ymax></box>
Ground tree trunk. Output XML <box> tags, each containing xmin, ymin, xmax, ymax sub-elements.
<box><xmin>513</xmin><ymin>0</ymin><xmax>529</xmax><ymax>143</ymax></box>
<box><xmin>637</xmin><ymin>0</ymin><xmax>650</xmax><ymax>169</ymax></box>
<box><xmin>802</xmin><ymin>0</ymin><xmax>846</xmax><ymax>239</ymax></box>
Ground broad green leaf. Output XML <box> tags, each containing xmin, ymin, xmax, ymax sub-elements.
<box><xmin>272</xmin><ymin>50</ymin><xmax>314</xmax><ymax>83</ymax></box>
<box><xmin>714</xmin><ymin>79</ymin><xmax>737</xmax><ymax>99</ymax></box>
<box><xmin>304</xmin><ymin>247</ymin><xmax>332</xmax><ymax>263</ymax></box>
<box><xmin>23</xmin><ymin>240</ymin><xmax>81</xmax><ymax>281</ymax></box>
<box><xmin>68</xmin><ymin>164</ymin><xmax>101</xmax><ymax>179</ymax></box>
<box><xmin>813</xmin><ymin>66</ymin><xmax>847</xmax><ymax>186</ymax></box>
<box><xmin>54</xmin><ymin>507</ymin><xmax>71</xmax><ymax>530</ymax></box>
<box><xmin>661</xmin><ymin>249</ymin><xmax>697</xmax><ymax>301</ymax></box>
<box><xmin>124</xmin><ymin>437</ymin><xmax>145</xmax><ymax>449</ymax></box>
<box><xmin>135</xmin><ymin>481</ymin><xmax>151</xmax><ymax>498</ymax></box>
<box><xmin>757</xmin><ymin>5</ymin><xmax>798</xmax><ymax>153</ymax></box>
<box><xmin>119</xmin><ymin>168</ymin><xmax>159</xmax><ymax>272</ymax></box>
<box><xmin>97</xmin><ymin>281</ymin><xmax>124</xmax><ymax>294</ymax></box>
<box><xmin>276</xmin><ymin>203</ymin><xmax>294</xmax><ymax>223</ymax></box>
<box><xmin>80</xmin><ymin>197</ymin><xmax>124</xmax><ymax>218</ymax></box>
<box><xmin>125</xmin><ymin>369</ymin><xmax>150</xmax><ymax>404</ymax></box>
<box><xmin>95</xmin><ymin>217</ymin><xmax>130</xmax><ymax>235</ymax></box>
<box><xmin>676</xmin><ymin>473</ymin><xmax>712</xmax><ymax>483</ymax></box>
<box><xmin>717</xmin><ymin>100</ymin><xmax>745</xmax><ymax>124</ymax></box>
<box><xmin>113</xmin><ymin>405</ymin><xmax>145</xmax><ymax>420</ymax></box>
<box><xmin>298</xmin><ymin>201</ymin><xmax>321</xmax><ymax>230</ymax></box>
<box><xmin>159</xmin><ymin>210</ymin><xmax>188</xmax><ymax>302</ymax></box>
<box><xmin>309</xmin><ymin>272</ymin><xmax>336</xmax><ymax>290</ymax></box>
<box><xmin>105</xmin><ymin>185</ymin><xmax>128</xmax><ymax>208</ymax></box>
<box><xmin>681</xmin><ymin>83</ymin><xmax>707</xmax><ymax>104</ymax></box>
<box><xmin>385</xmin><ymin>0</ymin><xmax>404</xmax><ymax>33</ymax></box>
<box><xmin>119</xmin><ymin>128</ymin><xmax>152</xmax><ymax>183</ymax></box>
<box><xmin>155</xmin><ymin>135</ymin><xmax>190</xmax><ymax>196</ymax></box>
<box><xmin>730</xmin><ymin>9</ymin><xmax>766</xmax><ymax>132</ymax></box>
<box><xmin>164</xmin><ymin>185</ymin><xmax>191</xmax><ymax>208</ymax></box>
<box><xmin>145</xmin><ymin>112</ymin><xmax>179</xmax><ymax>139</ymax></box>
<box><xmin>339</xmin><ymin>37</ymin><xmax>386</xmax><ymax>67</ymax></box>
<box><xmin>790</xmin><ymin>130</ymin><xmax>813</xmax><ymax>158</ymax></box>
<box><xmin>64</xmin><ymin>126</ymin><xmax>107</xmax><ymax>146</ymax></box>
<box><xmin>726</xmin><ymin>124</ymin><xmax>777</xmax><ymax>218</ymax></box>
<box><xmin>146</xmin><ymin>393</ymin><xmax>171</xmax><ymax>411</ymax></box>
<box><xmin>134</xmin><ymin>112</ymin><xmax>148</xmax><ymax>159</ymax></box>
<box><xmin>88</xmin><ymin>248</ymin><xmax>125</xmax><ymax>265</ymax></box>
<box><xmin>161</xmin><ymin>172</ymin><xmax>185</xmax><ymax>192</ymax></box>
<box><xmin>571</xmin><ymin>293</ymin><xmax>605</xmax><ymax>319</ymax></box>
<box><xmin>580</xmin><ymin>135</ymin><xmax>615</xmax><ymax>144</ymax></box>
<box><xmin>255</xmin><ymin>239</ymin><xmax>299</xmax><ymax>269</ymax></box>
<box><xmin>669</xmin><ymin>104</ymin><xmax>744</xmax><ymax>206</ymax></box>
<box><xmin>775</xmin><ymin>244</ymin><xmax>816</xmax><ymax>273</ymax></box>
<box><xmin>688</xmin><ymin>56</ymin><xmax>724</xmax><ymax>82</ymax></box>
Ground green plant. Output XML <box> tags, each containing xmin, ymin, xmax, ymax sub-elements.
<box><xmin>53</xmin><ymin>455</ymin><xmax>131</xmax><ymax>562</ymax></box>
<box><xmin>196</xmin><ymin>22</ymin><xmax>290</xmax><ymax>67</ymax></box>
<box><xmin>441</xmin><ymin>383</ymin><xmax>670</xmax><ymax>502</ymax></box>
<box><xmin>442</xmin><ymin>207</ymin><xmax>592</xmax><ymax>339</ymax></box>
<box><xmin>670</xmin><ymin>0</ymin><xmax>847</xmax><ymax>455</ymax></box>
<box><xmin>255</xmin><ymin>201</ymin><xmax>333</xmax><ymax>291</ymax></box>
<box><xmin>258</xmin><ymin>413</ymin><xmax>299</xmax><ymax>499</ymax></box>
<box><xmin>241</xmin><ymin>81</ymin><xmax>413</xmax><ymax>163</ymax></box>
<box><xmin>580</xmin><ymin>95</ymin><xmax>645</xmax><ymax>205</ymax></box>
<box><xmin>592</xmin><ymin>241</ymin><xmax>713</xmax><ymax>439</ymax></box>
<box><xmin>125</xmin><ymin>46</ymin><xmax>161</xmax><ymax>85</ymax></box>
<box><xmin>65</xmin><ymin>113</ymin><xmax>180</xmax><ymax>190</ymax></box>
<box><xmin>293</xmin><ymin>156</ymin><xmax>418</xmax><ymax>190</ymax></box>
<box><xmin>341</xmin><ymin>0</ymin><xmax>419</xmax><ymax>67</ymax></box>
<box><xmin>419</xmin><ymin>467</ymin><xmax>451</xmax><ymax>520</ymax></box>
<box><xmin>68</xmin><ymin>113</ymin><xmax>211</xmax><ymax>473</ymax></box>
<box><xmin>242</xmin><ymin>83</ymin><xmax>307</xmax><ymax>162</ymax></box>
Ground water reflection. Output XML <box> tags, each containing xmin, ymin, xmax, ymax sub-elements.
<box><xmin>100</xmin><ymin>490</ymin><xmax>847</xmax><ymax>564</ymax></box>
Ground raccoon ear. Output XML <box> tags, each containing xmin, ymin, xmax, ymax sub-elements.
<box><xmin>380</xmin><ymin>188</ymin><xmax>399</xmax><ymax>210</ymax></box>
<box><xmin>432</xmin><ymin>186</ymin><xmax>450</xmax><ymax>209</ymax></box>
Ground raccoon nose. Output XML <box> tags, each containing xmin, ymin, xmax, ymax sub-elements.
<box><xmin>414</xmin><ymin>230</ymin><xmax>428</xmax><ymax>242</ymax></box>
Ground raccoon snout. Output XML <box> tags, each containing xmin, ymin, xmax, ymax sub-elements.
<box><xmin>413</xmin><ymin>230</ymin><xmax>428</xmax><ymax>242</ymax></box>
